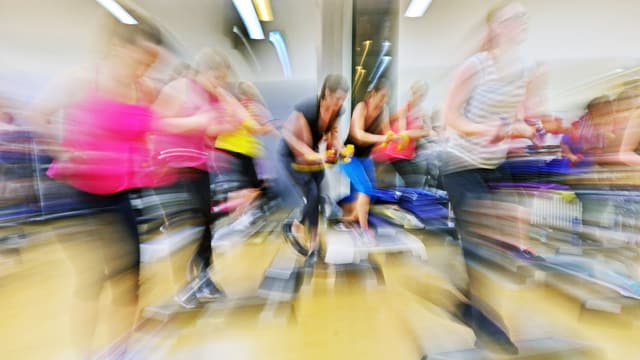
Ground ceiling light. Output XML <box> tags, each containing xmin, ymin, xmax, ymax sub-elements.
<box><xmin>232</xmin><ymin>0</ymin><xmax>265</xmax><ymax>40</ymax></box>
<box><xmin>404</xmin><ymin>0</ymin><xmax>433</xmax><ymax>18</ymax></box>
<box><xmin>269</xmin><ymin>31</ymin><xmax>292</xmax><ymax>78</ymax></box>
<box><xmin>252</xmin><ymin>0</ymin><xmax>274</xmax><ymax>21</ymax></box>
<box><xmin>95</xmin><ymin>0</ymin><xmax>138</xmax><ymax>24</ymax></box>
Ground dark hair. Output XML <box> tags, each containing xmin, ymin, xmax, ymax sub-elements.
<box><xmin>367</xmin><ymin>77</ymin><xmax>390</xmax><ymax>95</ymax></box>
<box><xmin>319</xmin><ymin>74</ymin><xmax>349</xmax><ymax>100</ymax></box>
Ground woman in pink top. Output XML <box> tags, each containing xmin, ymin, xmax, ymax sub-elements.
<box><xmin>28</xmin><ymin>8</ymin><xmax>170</xmax><ymax>357</ymax></box>
<box><xmin>152</xmin><ymin>49</ymin><xmax>260</xmax><ymax>307</ymax></box>
<box><xmin>388</xmin><ymin>80</ymin><xmax>431</xmax><ymax>188</ymax></box>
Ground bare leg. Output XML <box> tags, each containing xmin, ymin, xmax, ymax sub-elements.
<box><xmin>340</xmin><ymin>202</ymin><xmax>357</xmax><ymax>222</ymax></box>
<box><xmin>356</xmin><ymin>193</ymin><xmax>371</xmax><ymax>230</ymax></box>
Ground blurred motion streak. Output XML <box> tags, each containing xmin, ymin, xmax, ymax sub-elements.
<box><xmin>268</xmin><ymin>31</ymin><xmax>292</xmax><ymax>79</ymax></box>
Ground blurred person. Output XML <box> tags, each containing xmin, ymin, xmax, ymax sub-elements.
<box><xmin>387</xmin><ymin>80</ymin><xmax>431</xmax><ymax>188</ymax></box>
<box><xmin>168</xmin><ymin>62</ymin><xmax>196</xmax><ymax>82</ymax></box>
<box><xmin>423</xmin><ymin>107</ymin><xmax>446</xmax><ymax>189</ymax></box>
<box><xmin>235</xmin><ymin>81</ymin><xmax>274</xmax><ymax>125</ymax></box>
<box><xmin>203</xmin><ymin>50</ymin><xmax>274</xmax><ymax>227</ymax></box>
<box><xmin>584</xmin><ymin>95</ymin><xmax>614</xmax><ymax>161</ymax></box>
<box><xmin>440</xmin><ymin>1</ymin><xmax>545</xmax><ymax>355</ymax></box>
<box><xmin>611</xmin><ymin>88</ymin><xmax>640</xmax><ymax>165</ymax></box>
<box><xmin>27</xmin><ymin>7</ymin><xmax>173</xmax><ymax>358</ymax></box>
<box><xmin>340</xmin><ymin>78</ymin><xmax>400</xmax><ymax>241</ymax></box>
<box><xmin>235</xmin><ymin>80</ymin><xmax>278</xmax><ymax>184</ymax></box>
<box><xmin>561</xmin><ymin>120</ymin><xmax>588</xmax><ymax>166</ymax></box>
<box><xmin>0</xmin><ymin>97</ymin><xmax>16</xmax><ymax>125</ymax></box>
<box><xmin>0</xmin><ymin>98</ymin><xmax>38</xmax><ymax>207</ymax></box>
<box><xmin>428</xmin><ymin>108</ymin><xmax>442</xmax><ymax>138</ymax></box>
<box><xmin>539</xmin><ymin>115</ymin><xmax>564</xmax><ymax>146</ymax></box>
<box><xmin>280</xmin><ymin>74</ymin><xmax>349</xmax><ymax>256</ymax></box>
<box><xmin>151</xmin><ymin>49</ymin><xmax>260</xmax><ymax>306</ymax></box>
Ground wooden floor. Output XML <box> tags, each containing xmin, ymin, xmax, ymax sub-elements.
<box><xmin>1</xmin><ymin>210</ymin><xmax>639</xmax><ymax>359</ymax></box>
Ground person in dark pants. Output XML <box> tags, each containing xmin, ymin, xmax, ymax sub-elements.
<box><xmin>440</xmin><ymin>1</ymin><xmax>545</xmax><ymax>355</ymax></box>
<box><xmin>28</xmin><ymin>7</ymin><xmax>174</xmax><ymax>357</ymax></box>
<box><xmin>280</xmin><ymin>74</ymin><xmax>349</xmax><ymax>256</ymax></box>
<box><xmin>152</xmin><ymin>49</ymin><xmax>259</xmax><ymax>306</ymax></box>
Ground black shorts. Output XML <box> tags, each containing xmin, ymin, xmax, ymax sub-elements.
<box><xmin>210</xmin><ymin>149</ymin><xmax>261</xmax><ymax>196</ymax></box>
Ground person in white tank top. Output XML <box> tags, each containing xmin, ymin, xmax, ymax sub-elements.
<box><xmin>439</xmin><ymin>2</ymin><xmax>547</xmax><ymax>356</ymax></box>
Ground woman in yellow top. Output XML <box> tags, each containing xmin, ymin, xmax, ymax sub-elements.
<box><xmin>204</xmin><ymin>50</ymin><xmax>274</xmax><ymax>218</ymax></box>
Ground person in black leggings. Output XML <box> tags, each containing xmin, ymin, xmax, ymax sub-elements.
<box><xmin>440</xmin><ymin>1</ymin><xmax>544</xmax><ymax>355</ymax></box>
<box><xmin>152</xmin><ymin>49</ymin><xmax>260</xmax><ymax>306</ymax></box>
<box><xmin>28</xmin><ymin>8</ymin><xmax>170</xmax><ymax>357</ymax></box>
<box><xmin>280</xmin><ymin>74</ymin><xmax>349</xmax><ymax>256</ymax></box>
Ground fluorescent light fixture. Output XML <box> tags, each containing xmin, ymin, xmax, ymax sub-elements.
<box><xmin>252</xmin><ymin>0</ymin><xmax>274</xmax><ymax>21</ymax></box>
<box><xmin>380</xmin><ymin>40</ymin><xmax>391</xmax><ymax>57</ymax></box>
<box><xmin>232</xmin><ymin>0</ymin><xmax>265</xmax><ymax>40</ymax></box>
<box><xmin>354</xmin><ymin>67</ymin><xmax>367</xmax><ymax>91</ymax></box>
<box><xmin>368</xmin><ymin>56</ymin><xmax>392</xmax><ymax>91</ymax></box>
<box><xmin>269</xmin><ymin>31</ymin><xmax>292</xmax><ymax>78</ymax></box>
<box><xmin>359</xmin><ymin>40</ymin><xmax>372</xmax><ymax>68</ymax></box>
<box><xmin>369</xmin><ymin>41</ymin><xmax>392</xmax><ymax>81</ymax></box>
<box><xmin>95</xmin><ymin>0</ymin><xmax>138</xmax><ymax>24</ymax></box>
<box><xmin>404</xmin><ymin>0</ymin><xmax>433</xmax><ymax>18</ymax></box>
<box><xmin>233</xmin><ymin>26</ymin><xmax>261</xmax><ymax>71</ymax></box>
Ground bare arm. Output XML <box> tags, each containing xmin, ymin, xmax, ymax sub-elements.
<box><xmin>560</xmin><ymin>142</ymin><xmax>580</xmax><ymax>163</ymax></box>
<box><xmin>282</xmin><ymin>111</ymin><xmax>322</xmax><ymax>162</ymax></box>
<box><xmin>618</xmin><ymin>109</ymin><xmax>640</xmax><ymax>165</ymax></box>
<box><xmin>349</xmin><ymin>103</ymin><xmax>387</xmax><ymax>145</ymax></box>
<box><xmin>152</xmin><ymin>79</ymin><xmax>225</xmax><ymax>134</ymax></box>
<box><xmin>443</xmin><ymin>57</ymin><xmax>494</xmax><ymax>137</ymax></box>
<box><xmin>391</xmin><ymin>104</ymin><xmax>408</xmax><ymax>132</ymax></box>
<box><xmin>210</xmin><ymin>86</ymin><xmax>263</xmax><ymax>135</ymax></box>
<box><xmin>326</xmin><ymin>114</ymin><xmax>349</xmax><ymax>152</ymax></box>
<box><xmin>511</xmin><ymin>64</ymin><xmax>548</xmax><ymax>139</ymax></box>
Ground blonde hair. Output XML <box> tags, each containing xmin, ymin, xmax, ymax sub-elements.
<box><xmin>194</xmin><ymin>48</ymin><xmax>234</xmax><ymax>76</ymax></box>
<box><xmin>486</xmin><ymin>1</ymin><xmax>517</xmax><ymax>25</ymax></box>
<box><xmin>480</xmin><ymin>1</ymin><xmax>521</xmax><ymax>51</ymax></box>
<box><xmin>236</xmin><ymin>81</ymin><xmax>266</xmax><ymax>105</ymax></box>
<box><xmin>410</xmin><ymin>80</ymin><xmax>428</xmax><ymax>98</ymax></box>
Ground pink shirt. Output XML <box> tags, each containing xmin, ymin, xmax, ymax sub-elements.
<box><xmin>47</xmin><ymin>92</ymin><xmax>177</xmax><ymax>194</ymax></box>
<box><xmin>151</xmin><ymin>79</ymin><xmax>221</xmax><ymax>171</ymax></box>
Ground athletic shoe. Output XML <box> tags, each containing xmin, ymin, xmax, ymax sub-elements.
<box><xmin>195</xmin><ymin>276</ymin><xmax>225</xmax><ymax>302</ymax></box>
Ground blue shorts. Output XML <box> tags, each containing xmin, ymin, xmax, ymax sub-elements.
<box><xmin>339</xmin><ymin>156</ymin><xmax>376</xmax><ymax>203</ymax></box>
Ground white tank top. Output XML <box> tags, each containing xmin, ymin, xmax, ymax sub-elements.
<box><xmin>442</xmin><ymin>51</ymin><xmax>534</xmax><ymax>174</ymax></box>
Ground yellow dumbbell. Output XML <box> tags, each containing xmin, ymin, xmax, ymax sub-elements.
<box><xmin>396</xmin><ymin>133</ymin><xmax>410</xmax><ymax>150</ymax></box>
<box><xmin>340</xmin><ymin>144</ymin><xmax>354</xmax><ymax>163</ymax></box>
<box><xmin>380</xmin><ymin>131</ymin><xmax>395</xmax><ymax>148</ymax></box>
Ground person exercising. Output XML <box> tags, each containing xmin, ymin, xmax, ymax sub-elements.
<box><xmin>280</xmin><ymin>74</ymin><xmax>349</xmax><ymax>257</ymax></box>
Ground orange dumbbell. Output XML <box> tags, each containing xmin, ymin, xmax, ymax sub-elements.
<box><xmin>325</xmin><ymin>149</ymin><xmax>338</xmax><ymax>164</ymax></box>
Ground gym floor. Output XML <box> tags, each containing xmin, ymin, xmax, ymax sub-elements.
<box><xmin>1</xmin><ymin>210</ymin><xmax>639</xmax><ymax>359</ymax></box>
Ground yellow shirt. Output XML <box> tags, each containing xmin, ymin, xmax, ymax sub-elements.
<box><xmin>215</xmin><ymin>122</ymin><xmax>263</xmax><ymax>158</ymax></box>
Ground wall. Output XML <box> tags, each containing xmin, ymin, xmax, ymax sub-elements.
<box><xmin>0</xmin><ymin>0</ymin><xmax>323</xmax><ymax>116</ymax></box>
<box><xmin>396</xmin><ymin>0</ymin><xmax>640</xmax><ymax>118</ymax></box>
